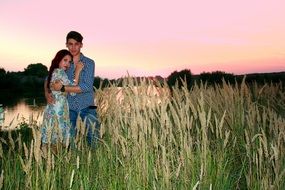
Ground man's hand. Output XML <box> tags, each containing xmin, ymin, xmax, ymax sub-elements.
<box><xmin>45</xmin><ymin>91</ymin><xmax>55</xmax><ymax>104</ymax></box>
<box><xmin>44</xmin><ymin>79</ymin><xmax>55</xmax><ymax>104</ymax></box>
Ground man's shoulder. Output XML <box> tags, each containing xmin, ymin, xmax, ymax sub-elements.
<box><xmin>81</xmin><ymin>54</ymin><xmax>95</xmax><ymax>64</ymax></box>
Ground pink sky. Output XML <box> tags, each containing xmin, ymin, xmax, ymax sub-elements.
<box><xmin>0</xmin><ymin>0</ymin><xmax>285</xmax><ymax>79</ymax></box>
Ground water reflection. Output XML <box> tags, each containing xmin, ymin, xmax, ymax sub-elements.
<box><xmin>0</xmin><ymin>97</ymin><xmax>45</xmax><ymax>130</ymax></box>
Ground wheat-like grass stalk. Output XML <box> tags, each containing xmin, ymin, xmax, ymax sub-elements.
<box><xmin>0</xmin><ymin>170</ymin><xmax>3</xmax><ymax>190</ymax></box>
<box><xmin>1</xmin><ymin>77</ymin><xmax>285</xmax><ymax>189</ymax></box>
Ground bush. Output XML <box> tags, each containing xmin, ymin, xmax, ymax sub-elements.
<box><xmin>167</xmin><ymin>69</ymin><xmax>192</xmax><ymax>90</ymax></box>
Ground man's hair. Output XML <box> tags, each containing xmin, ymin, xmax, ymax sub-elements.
<box><xmin>66</xmin><ymin>31</ymin><xmax>83</xmax><ymax>43</ymax></box>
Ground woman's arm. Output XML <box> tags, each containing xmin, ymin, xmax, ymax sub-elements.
<box><xmin>52</xmin><ymin>65</ymin><xmax>84</xmax><ymax>93</ymax></box>
<box><xmin>73</xmin><ymin>61</ymin><xmax>84</xmax><ymax>85</ymax></box>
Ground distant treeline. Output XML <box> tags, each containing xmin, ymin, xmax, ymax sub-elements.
<box><xmin>197</xmin><ymin>71</ymin><xmax>285</xmax><ymax>85</ymax></box>
<box><xmin>1</xmin><ymin>64</ymin><xmax>285</xmax><ymax>94</ymax></box>
<box><xmin>0</xmin><ymin>64</ymin><xmax>48</xmax><ymax>96</ymax></box>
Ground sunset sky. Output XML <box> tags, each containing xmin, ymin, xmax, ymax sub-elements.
<box><xmin>0</xmin><ymin>0</ymin><xmax>284</xmax><ymax>79</ymax></box>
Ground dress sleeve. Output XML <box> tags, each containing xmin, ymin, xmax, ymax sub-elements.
<box><xmin>52</xmin><ymin>68</ymin><xmax>77</xmax><ymax>96</ymax></box>
<box><xmin>52</xmin><ymin>69</ymin><xmax>72</xmax><ymax>85</ymax></box>
<box><xmin>60</xmin><ymin>69</ymin><xmax>72</xmax><ymax>85</ymax></box>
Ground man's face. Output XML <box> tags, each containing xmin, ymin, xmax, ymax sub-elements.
<box><xmin>66</xmin><ymin>39</ymin><xmax>82</xmax><ymax>57</ymax></box>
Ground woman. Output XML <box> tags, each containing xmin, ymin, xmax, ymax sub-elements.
<box><xmin>41</xmin><ymin>49</ymin><xmax>83</xmax><ymax>147</ymax></box>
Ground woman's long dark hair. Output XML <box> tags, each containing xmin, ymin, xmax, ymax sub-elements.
<box><xmin>47</xmin><ymin>49</ymin><xmax>73</xmax><ymax>89</ymax></box>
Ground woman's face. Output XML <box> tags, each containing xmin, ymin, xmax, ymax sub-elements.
<box><xmin>59</xmin><ymin>55</ymin><xmax>72</xmax><ymax>71</ymax></box>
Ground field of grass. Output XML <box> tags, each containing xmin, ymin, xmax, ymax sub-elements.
<box><xmin>1</xmin><ymin>78</ymin><xmax>285</xmax><ymax>189</ymax></box>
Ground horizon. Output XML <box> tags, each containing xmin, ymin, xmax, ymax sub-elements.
<box><xmin>1</xmin><ymin>0</ymin><xmax>285</xmax><ymax>79</ymax></box>
<box><xmin>2</xmin><ymin>64</ymin><xmax>284</xmax><ymax>80</ymax></box>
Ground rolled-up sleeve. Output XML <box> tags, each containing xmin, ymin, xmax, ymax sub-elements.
<box><xmin>78</xmin><ymin>58</ymin><xmax>94</xmax><ymax>93</ymax></box>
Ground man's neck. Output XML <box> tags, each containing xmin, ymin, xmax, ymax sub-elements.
<box><xmin>73</xmin><ymin>53</ymin><xmax>81</xmax><ymax>63</ymax></box>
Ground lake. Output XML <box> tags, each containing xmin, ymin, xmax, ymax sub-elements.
<box><xmin>0</xmin><ymin>96</ymin><xmax>46</xmax><ymax>130</ymax></box>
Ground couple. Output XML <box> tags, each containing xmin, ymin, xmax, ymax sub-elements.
<box><xmin>41</xmin><ymin>31</ymin><xmax>100</xmax><ymax>149</ymax></box>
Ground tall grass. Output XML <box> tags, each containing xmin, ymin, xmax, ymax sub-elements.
<box><xmin>0</xmin><ymin>78</ymin><xmax>285</xmax><ymax>189</ymax></box>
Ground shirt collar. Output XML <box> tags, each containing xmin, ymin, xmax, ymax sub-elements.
<box><xmin>72</xmin><ymin>53</ymin><xmax>84</xmax><ymax>64</ymax></box>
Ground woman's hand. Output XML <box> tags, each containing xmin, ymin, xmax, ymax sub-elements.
<box><xmin>74</xmin><ymin>61</ymin><xmax>84</xmax><ymax>85</ymax></box>
<box><xmin>75</xmin><ymin>61</ymin><xmax>84</xmax><ymax>73</ymax></box>
<box><xmin>51</xmin><ymin>80</ymin><xmax>63</xmax><ymax>91</ymax></box>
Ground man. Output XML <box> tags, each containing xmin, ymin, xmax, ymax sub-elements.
<box><xmin>45</xmin><ymin>31</ymin><xmax>100</xmax><ymax>148</ymax></box>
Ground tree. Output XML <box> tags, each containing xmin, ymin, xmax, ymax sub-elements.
<box><xmin>199</xmin><ymin>71</ymin><xmax>235</xmax><ymax>85</ymax></box>
<box><xmin>167</xmin><ymin>69</ymin><xmax>192</xmax><ymax>90</ymax></box>
<box><xmin>0</xmin><ymin>68</ymin><xmax>7</xmax><ymax>88</ymax></box>
<box><xmin>0</xmin><ymin>67</ymin><xmax>6</xmax><ymax>76</ymax></box>
<box><xmin>24</xmin><ymin>63</ymin><xmax>48</xmax><ymax>78</ymax></box>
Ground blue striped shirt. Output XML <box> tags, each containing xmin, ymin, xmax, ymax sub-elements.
<box><xmin>66</xmin><ymin>53</ymin><xmax>95</xmax><ymax>111</ymax></box>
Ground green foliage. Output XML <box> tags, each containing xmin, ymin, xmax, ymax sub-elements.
<box><xmin>0</xmin><ymin>67</ymin><xmax>6</xmax><ymax>75</ymax></box>
<box><xmin>167</xmin><ymin>69</ymin><xmax>192</xmax><ymax>90</ymax></box>
<box><xmin>199</xmin><ymin>71</ymin><xmax>235</xmax><ymax>85</ymax></box>
<box><xmin>0</xmin><ymin>64</ymin><xmax>47</xmax><ymax>92</ymax></box>
<box><xmin>0</xmin><ymin>71</ymin><xmax>24</xmax><ymax>91</ymax></box>
<box><xmin>242</xmin><ymin>72</ymin><xmax>285</xmax><ymax>85</ymax></box>
<box><xmin>24</xmin><ymin>63</ymin><xmax>48</xmax><ymax>78</ymax></box>
<box><xmin>93</xmin><ymin>76</ymin><xmax>111</xmax><ymax>90</ymax></box>
<box><xmin>0</xmin><ymin>124</ymin><xmax>32</xmax><ymax>152</ymax></box>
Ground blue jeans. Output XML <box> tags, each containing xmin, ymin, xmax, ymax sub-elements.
<box><xmin>69</xmin><ymin>107</ymin><xmax>100</xmax><ymax>148</ymax></box>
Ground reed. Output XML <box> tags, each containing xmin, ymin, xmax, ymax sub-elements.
<box><xmin>0</xmin><ymin>78</ymin><xmax>284</xmax><ymax>189</ymax></box>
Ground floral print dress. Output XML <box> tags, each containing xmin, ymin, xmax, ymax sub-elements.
<box><xmin>41</xmin><ymin>68</ymin><xmax>73</xmax><ymax>144</ymax></box>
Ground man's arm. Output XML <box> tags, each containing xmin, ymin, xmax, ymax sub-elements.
<box><xmin>52</xmin><ymin>81</ymin><xmax>82</xmax><ymax>93</ymax></box>
<box><xmin>65</xmin><ymin>85</ymin><xmax>82</xmax><ymax>93</ymax></box>
<box><xmin>53</xmin><ymin>59</ymin><xmax>94</xmax><ymax>94</ymax></box>
<box><xmin>44</xmin><ymin>79</ymin><xmax>55</xmax><ymax>104</ymax></box>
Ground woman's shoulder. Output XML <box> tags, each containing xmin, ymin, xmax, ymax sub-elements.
<box><xmin>51</xmin><ymin>68</ymin><xmax>67</xmax><ymax>80</ymax></box>
<box><xmin>53</xmin><ymin>68</ymin><xmax>65</xmax><ymax>75</ymax></box>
